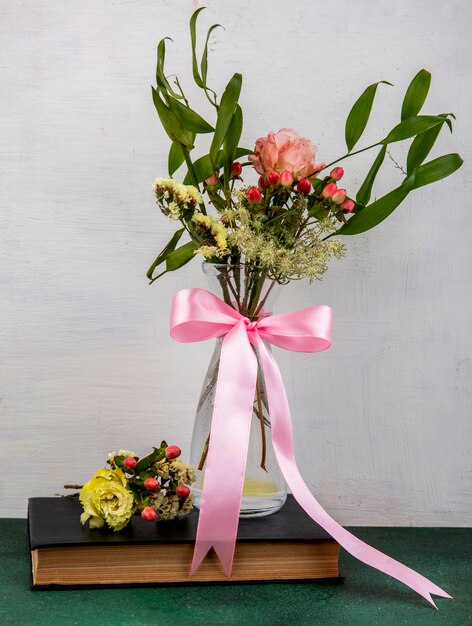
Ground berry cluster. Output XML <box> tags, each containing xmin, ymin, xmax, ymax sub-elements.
<box><xmin>109</xmin><ymin>442</ymin><xmax>195</xmax><ymax>522</ymax></box>
<box><xmin>245</xmin><ymin>166</ymin><xmax>355</xmax><ymax>216</ymax></box>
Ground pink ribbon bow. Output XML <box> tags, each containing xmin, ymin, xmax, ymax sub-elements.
<box><xmin>170</xmin><ymin>287</ymin><xmax>451</xmax><ymax>608</ymax></box>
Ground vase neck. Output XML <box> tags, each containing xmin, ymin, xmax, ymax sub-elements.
<box><xmin>202</xmin><ymin>263</ymin><xmax>280</xmax><ymax>320</ymax></box>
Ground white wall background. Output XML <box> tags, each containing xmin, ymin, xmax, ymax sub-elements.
<box><xmin>1</xmin><ymin>0</ymin><xmax>471</xmax><ymax>523</ymax></box>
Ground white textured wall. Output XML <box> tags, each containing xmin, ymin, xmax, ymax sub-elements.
<box><xmin>1</xmin><ymin>0</ymin><xmax>471</xmax><ymax>524</ymax></box>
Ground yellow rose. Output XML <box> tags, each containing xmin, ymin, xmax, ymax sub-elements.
<box><xmin>79</xmin><ymin>468</ymin><xmax>135</xmax><ymax>531</ymax></box>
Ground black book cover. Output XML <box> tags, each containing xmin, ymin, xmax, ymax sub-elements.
<box><xmin>28</xmin><ymin>495</ymin><xmax>335</xmax><ymax>549</ymax></box>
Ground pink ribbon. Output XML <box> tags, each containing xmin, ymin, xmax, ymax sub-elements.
<box><xmin>170</xmin><ymin>287</ymin><xmax>451</xmax><ymax>608</ymax></box>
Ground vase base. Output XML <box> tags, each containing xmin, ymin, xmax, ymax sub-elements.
<box><xmin>193</xmin><ymin>493</ymin><xmax>287</xmax><ymax>519</ymax></box>
<box><xmin>238</xmin><ymin>493</ymin><xmax>288</xmax><ymax>518</ymax></box>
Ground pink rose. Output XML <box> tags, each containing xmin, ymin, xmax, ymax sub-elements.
<box><xmin>248</xmin><ymin>128</ymin><xmax>318</xmax><ymax>182</ymax></box>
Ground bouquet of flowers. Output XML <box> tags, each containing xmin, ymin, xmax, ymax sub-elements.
<box><xmin>142</xmin><ymin>8</ymin><xmax>460</xmax><ymax>606</ymax></box>
<box><xmin>78</xmin><ymin>443</ymin><xmax>195</xmax><ymax>531</ymax></box>
<box><xmin>147</xmin><ymin>7</ymin><xmax>462</xmax><ymax>313</ymax></box>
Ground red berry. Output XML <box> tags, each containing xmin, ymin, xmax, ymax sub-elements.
<box><xmin>205</xmin><ymin>174</ymin><xmax>218</xmax><ymax>186</ymax></box>
<box><xmin>340</xmin><ymin>199</ymin><xmax>355</xmax><ymax>213</ymax></box>
<box><xmin>123</xmin><ymin>457</ymin><xmax>137</xmax><ymax>470</ymax></box>
<box><xmin>143</xmin><ymin>478</ymin><xmax>159</xmax><ymax>491</ymax></box>
<box><xmin>246</xmin><ymin>187</ymin><xmax>263</xmax><ymax>204</ymax></box>
<box><xmin>141</xmin><ymin>506</ymin><xmax>157</xmax><ymax>521</ymax></box>
<box><xmin>280</xmin><ymin>170</ymin><xmax>293</xmax><ymax>186</ymax></box>
<box><xmin>297</xmin><ymin>178</ymin><xmax>311</xmax><ymax>195</ymax></box>
<box><xmin>330</xmin><ymin>167</ymin><xmax>344</xmax><ymax>181</ymax></box>
<box><xmin>231</xmin><ymin>162</ymin><xmax>243</xmax><ymax>177</ymax></box>
<box><xmin>332</xmin><ymin>188</ymin><xmax>347</xmax><ymax>205</ymax></box>
<box><xmin>176</xmin><ymin>485</ymin><xmax>190</xmax><ymax>499</ymax></box>
<box><xmin>165</xmin><ymin>445</ymin><xmax>181</xmax><ymax>460</ymax></box>
<box><xmin>267</xmin><ymin>171</ymin><xmax>280</xmax><ymax>186</ymax></box>
<box><xmin>322</xmin><ymin>182</ymin><xmax>338</xmax><ymax>199</ymax></box>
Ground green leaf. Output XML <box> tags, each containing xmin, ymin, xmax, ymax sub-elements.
<box><xmin>167</xmin><ymin>96</ymin><xmax>214</xmax><ymax>133</ymax></box>
<box><xmin>345</xmin><ymin>80</ymin><xmax>392</xmax><ymax>152</ymax></box>
<box><xmin>206</xmin><ymin>188</ymin><xmax>227</xmax><ymax>211</ymax></box>
<box><xmin>168</xmin><ymin>142</ymin><xmax>185</xmax><ymax>176</ymax></box>
<box><xmin>152</xmin><ymin>87</ymin><xmax>194</xmax><ymax>148</ymax></box>
<box><xmin>383</xmin><ymin>115</ymin><xmax>446</xmax><ymax>144</ymax></box>
<box><xmin>210</xmin><ymin>73</ymin><xmax>242</xmax><ymax>163</ymax></box>
<box><xmin>165</xmin><ymin>241</ymin><xmax>198</xmax><ymax>271</ymax></box>
<box><xmin>356</xmin><ymin>145</ymin><xmax>387</xmax><ymax>207</ymax></box>
<box><xmin>406</xmin><ymin>124</ymin><xmax>442</xmax><ymax>174</ymax></box>
<box><xmin>336</xmin><ymin>174</ymin><xmax>416</xmax><ymax>235</ymax></box>
<box><xmin>201</xmin><ymin>23</ymin><xmax>223</xmax><ymax>84</ymax></box>
<box><xmin>155</xmin><ymin>38</ymin><xmax>182</xmax><ymax>100</ymax></box>
<box><xmin>223</xmin><ymin>103</ymin><xmax>243</xmax><ymax>181</ymax></box>
<box><xmin>183</xmin><ymin>152</ymin><xmax>222</xmax><ymax>184</ymax></box>
<box><xmin>135</xmin><ymin>448</ymin><xmax>165</xmax><ymax>473</ymax></box>
<box><xmin>412</xmin><ymin>153</ymin><xmax>463</xmax><ymax>189</ymax></box>
<box><xmin>126</xmin><ymin>482</ymin><xmax>141</xmax><ymax>497</ymax></box>
<box><xmin>190</xmin><ymin>7</ymin><xmax>206</xmax><ymax>88</ymax></box>
<box><xmin>146</xmin><ymin>228</ymin><xmax>185</xmax><ymax>280</ymax></box>
<box><xmin>308</xmin><ymin>206</ymin><xmax>330</xmax><ymax>220</ymax></box>
<box><xmin>401</xmin><ymin>69</ymin><xmax>431</xmax><ymax>121</ymax></box>
<box><xmin>443</xmin><ymin>117</ymin><xmax>453</xmax><ymax>133</ymax></box>
<box><xmin>308</xmin><ymin>178</ymin><xmax>324</xmax><ymax>194</ymax></box>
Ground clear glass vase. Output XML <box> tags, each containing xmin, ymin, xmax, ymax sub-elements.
<box><xmin>190</xmin><ymin>263</ymin><xmax>287</xmax><ymax>518</ymax></box>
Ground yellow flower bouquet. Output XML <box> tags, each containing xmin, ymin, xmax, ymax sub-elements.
<box><xmin>77</xmin><ymin>442</ymin><xmax>195</xmax><ymax>531</ymax></box>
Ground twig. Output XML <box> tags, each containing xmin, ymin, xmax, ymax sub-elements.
<box><xmin>387</xmin><ymin>150</ymin><xmax>407</xmax><ymax>175</ymax></box>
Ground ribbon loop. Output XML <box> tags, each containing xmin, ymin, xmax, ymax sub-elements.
<box><xmin>170</xmin><ymin>288</ymin><xmax>451</xmax><ymax>607</ymax></box>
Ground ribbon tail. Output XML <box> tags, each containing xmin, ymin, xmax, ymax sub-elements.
<box><xmin>256</xmin><ymin>337</ymin><xmax>452</xmax><ymax>608</ymax></box>
<box><xmin>190</xmin><ymin>540</ymin><xmax>235</xmax><ymax>577</ymax></box>
<box><xmin>190</xmin><ymin>321</ymin><xmax>258</xmax><ymax>578</ymax></box>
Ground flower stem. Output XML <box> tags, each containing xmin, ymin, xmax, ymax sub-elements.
<box><xmin>198</xmin><ymin>434</ymin><xmax>210</xmax><ymax>471</ymax></box>
<box><xmin>311</xmin><ymin>141</ymin><xmax>382</xmax><ymax>176</ymax></box>
<box><xmin>248</xmin><ymin>272</ymin><xmax>265</xmax><ymax>319</ymax></box>
<box><xmin>253</xmin><ymin>280</ymin><xmax>276</xmax><ymax>318</ymax></box>
<box><xmin>256</xmin><ymin>375</ymin><xmax>268</xmax><ymax>472</ymax></box>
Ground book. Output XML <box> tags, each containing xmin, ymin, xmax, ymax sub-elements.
<box><xmin>28</xmin><ymin>495</ymin><xmax>340</xmax><ymax>589</ymax></box>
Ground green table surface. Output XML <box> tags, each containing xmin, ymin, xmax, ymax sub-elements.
<box><xmin>0</xmin><ymin>519</ymin><xmax>470</xmax><ymax>626</ymax></box>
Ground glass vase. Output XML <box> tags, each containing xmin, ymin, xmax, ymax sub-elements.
<box><xmin>189</xmin><ymin>263</ymin><xmax>287</xmax><ymax>518</ymax></box>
